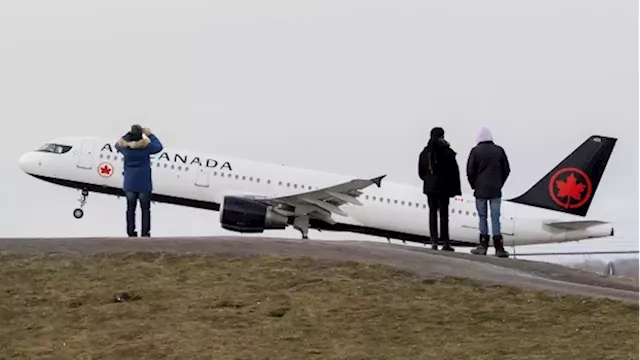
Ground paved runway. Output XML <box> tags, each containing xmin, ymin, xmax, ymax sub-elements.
<box><xmin>0</xmin><ymin>236</ymin><xmax>637</xmax><ymax>303</ymax></box>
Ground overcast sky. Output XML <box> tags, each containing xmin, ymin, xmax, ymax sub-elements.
<box><xmin>0</xmin><ymin>0</ymin><xmax>637</xmax><ymax>264</ymax></box>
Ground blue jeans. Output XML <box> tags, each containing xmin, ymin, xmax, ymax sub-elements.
<box><xmin>125</xmin><ymin>191</ymin><xmax>152</xmax><ymax>236</ymax></box>
<box><xmin>475</xmin><ymin>198</ymin><xmax>501</xmax><ymax>236</ymax></box>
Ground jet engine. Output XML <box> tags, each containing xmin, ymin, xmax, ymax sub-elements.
<box><xmin>219</xmin><ymin>196</ymin><xmax>289</xmax><ymax>233</ymax></box>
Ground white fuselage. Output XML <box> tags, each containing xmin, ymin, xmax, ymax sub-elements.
<box><xmin>18</xmin><ymin>136</ymin><xmax>614</xmax><ymax>246</ymax></box>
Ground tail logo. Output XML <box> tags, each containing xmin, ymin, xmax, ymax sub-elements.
<box><xmin>548</xmin><ymin>167</ymin><xmax>592</xmax><ymax>209</ymax></box>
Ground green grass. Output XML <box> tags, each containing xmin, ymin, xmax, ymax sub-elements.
<box><xmin>0</xmin><ymin>253</ymin><xmax>637</xmax><ymax>360</ymax></box>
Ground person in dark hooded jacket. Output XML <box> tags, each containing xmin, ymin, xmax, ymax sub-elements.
<box><xmin>418</xmin><ymin>127</ymin><xmax>462</xmax><ymax>251</ymax></box>
<box><xmin>466</xmin><ymin>125</ymin><xmax>510</xmax><ymax>257</ymax></box>
<box><xmin>114</xmin><ymin>125</ymin><xmax>163</xmax><ymax>237</ymax></box>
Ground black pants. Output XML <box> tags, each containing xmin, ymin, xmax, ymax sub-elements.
<box><xmin>427</xmin><ymin>193</ymin><xmax>450</xmax><ymax>243</ymax></box>
<box><xmin>126</xmin><ymin>191</ymin><xmax>152</xmax><ymax>236</ymax></box>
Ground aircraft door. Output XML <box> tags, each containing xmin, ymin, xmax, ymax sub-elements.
<box><xmin>501</xmin><ymin>215</ymin><xmax>515</xmax><ymax>236</ymax></box>
<box><xmin>194</xmin><ymin>167</ymin><xmax>210</xmax><ymax>187</ymax></box>
<box><xmin>76</xmin><ymin>140</ymin><xmax>95</xmax><ymax>169</ymax></box>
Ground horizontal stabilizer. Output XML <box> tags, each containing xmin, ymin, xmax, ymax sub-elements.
<box><xmin>543</xmin><ymin>219</ymin><xmax>609</xmax><ymax>230</ymax></box>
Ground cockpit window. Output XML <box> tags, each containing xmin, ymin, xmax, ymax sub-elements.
<box><xmin>37</xmin><ymin>143</ymin><xmax>72</xmax><ymax>154</ymax></box>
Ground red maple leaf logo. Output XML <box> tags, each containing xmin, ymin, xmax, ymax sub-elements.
<box><xmin>99</xmin><ymin>165</ymin><xmax>112</xmax><ymax>175</ymax></box>
<box><xmin>555</xmin><ymin>173</ymin><xmax>586</xmax><ymax>208</ymax></box>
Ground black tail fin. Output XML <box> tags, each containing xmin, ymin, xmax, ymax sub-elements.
<box><xmin>507</xmin><ymin>135</ymin><xmax>617</xmax><ymax>217</ymax></box>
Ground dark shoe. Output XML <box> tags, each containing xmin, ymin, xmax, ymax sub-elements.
<box><xmin>127</xmin><ymin>231</ymin><xmax>137</xmax><ymax>237</ymax></box>
<box><xmin>471</xmin><ymin>234</ymin><xmax>490</xmax><ymax>255</ymax></box>
<box><xmin>141</xmin><ymin>233</ymin><xmax>150</xmax><ymax>237</ymax></box>
<box><xmin>440</xmin><ymin>238</ymin><xmax>455</xmax><ymax>251</ymax></box>
<box><xmin>441</xmin><ymin>244</ymin><xmax>455</xmax><ymax>252</ymax></box>
<box><xmin>493</xmin><ymin>235</ymin><xmax>510</xmax><ymax>258</ymax></box>
<box><xmin>431</xmin><ymin>244</ymin><xmax>438</xmax><ymax>250</ymax></box>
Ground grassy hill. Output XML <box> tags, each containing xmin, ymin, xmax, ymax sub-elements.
<box><xmin>0</xmin><ymin>253</ymin><xmax>637</xmax><ymax>360</ymax></box>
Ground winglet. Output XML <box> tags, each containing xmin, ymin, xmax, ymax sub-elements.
<box><xmin>370</xmin><ymin>175</ymin><xmax>386</xmax><ymax>188</ymax></box>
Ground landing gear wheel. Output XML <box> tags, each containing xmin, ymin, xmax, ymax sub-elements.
<box><xmin>73</xmin><ymin>208</ymin><xmax>84</xmax><ymax>219</ymax></box>
<box><xmin>74</xmin><ymin>188</ymin><xmax>89</xmax><ymax>219</ymax></box>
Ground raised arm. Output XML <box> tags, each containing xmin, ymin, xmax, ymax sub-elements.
<box><xmin>143</xmin><ymin>128</ymin><xmax>163</xmax><ymax>155</ymax></box>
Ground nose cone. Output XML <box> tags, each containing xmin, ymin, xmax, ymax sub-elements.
<box><xmin>18</xmin><ymin>152</ymin><xmax>38</xmax><ymax>174</ymax></box>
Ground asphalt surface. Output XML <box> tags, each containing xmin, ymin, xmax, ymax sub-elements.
<box><xmin>0</xmin><ymin>236</ymin><xmax>637</xmax><ymax>303</ymax></box>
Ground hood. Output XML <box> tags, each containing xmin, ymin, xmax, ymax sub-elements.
<box><xmin>117</xmin><ymin>133</ymin><xmax>150</xmax><ymax>149</ymax></box>
<box><xmin>476</xmin><ymin>125</ymin><xmax>493</xmax><ymax>144</ymax></box>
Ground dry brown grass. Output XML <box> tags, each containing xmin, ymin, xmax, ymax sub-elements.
<box><xmin>0</xmin><ymin>252</ymin><xmax>637</xmax><ymax>360</ymax></box>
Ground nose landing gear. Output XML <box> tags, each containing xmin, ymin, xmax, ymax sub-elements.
<box><xmin>73</xmin><ymin>188</ymin><xmax>89</xmax><ymax>219</ymax></box>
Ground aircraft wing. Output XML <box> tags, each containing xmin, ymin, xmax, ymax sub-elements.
<box><xmin>257</xmin><ymin>175</ymin><xmax>386</xmax><ymax>219</ymax></box>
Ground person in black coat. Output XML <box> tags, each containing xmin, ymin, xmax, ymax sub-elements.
<box><xmin>418</xmin><ymin>127</ymin><xmax>462</xmax><ymax>251</ymax></box>
<box><xmin>466</xmin><ymin>125</ymin><xmax>511</xmax><ymax>257</ymax></box>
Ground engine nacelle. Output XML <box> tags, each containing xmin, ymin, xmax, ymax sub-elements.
<box><xmin>220</xmin><ymin>196</ymin><xmax>289</xmax><ymax>233</ymax></box>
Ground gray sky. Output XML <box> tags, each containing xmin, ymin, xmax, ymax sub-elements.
<box><xmin>0</xmin><ymin>0</ymin><xmax>637</xmax><ymax>263</ymax></box>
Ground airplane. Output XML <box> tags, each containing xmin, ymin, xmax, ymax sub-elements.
<box><xmin>17</xmin><ymin>133</ymin><xmax>617</xmax><ymax>252</ymax></box>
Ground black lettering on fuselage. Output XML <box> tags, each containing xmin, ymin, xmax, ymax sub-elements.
<box><xmin>99</xmin><ymin>143</ymin><xmax>232</xmax><ymax>171</ymax></box>
<box><xmin>101</xmin><ymin>143</ymin><xmax>113</xmax><ymax>152</ymax></box>
<box><xmin>175</xmin><ymin>153</ymin><xmax>187</xmax><ymax>164</ymax></box>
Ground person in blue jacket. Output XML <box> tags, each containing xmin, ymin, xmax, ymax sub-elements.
<box><xmin>114</xmin><ymin>125</ymin><xmax>163</xmax><ymax>237</ymax></box>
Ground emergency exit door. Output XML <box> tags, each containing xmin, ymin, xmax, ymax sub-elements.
<box><xmin>76</xmin><ymin>140</ymin><xmax>94</xmax><ymax>169</ymax></box>
<box><xmin>194</xmin><ymin>167</ymin><xmax>210</xmax><ymax>187</ymax></box>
